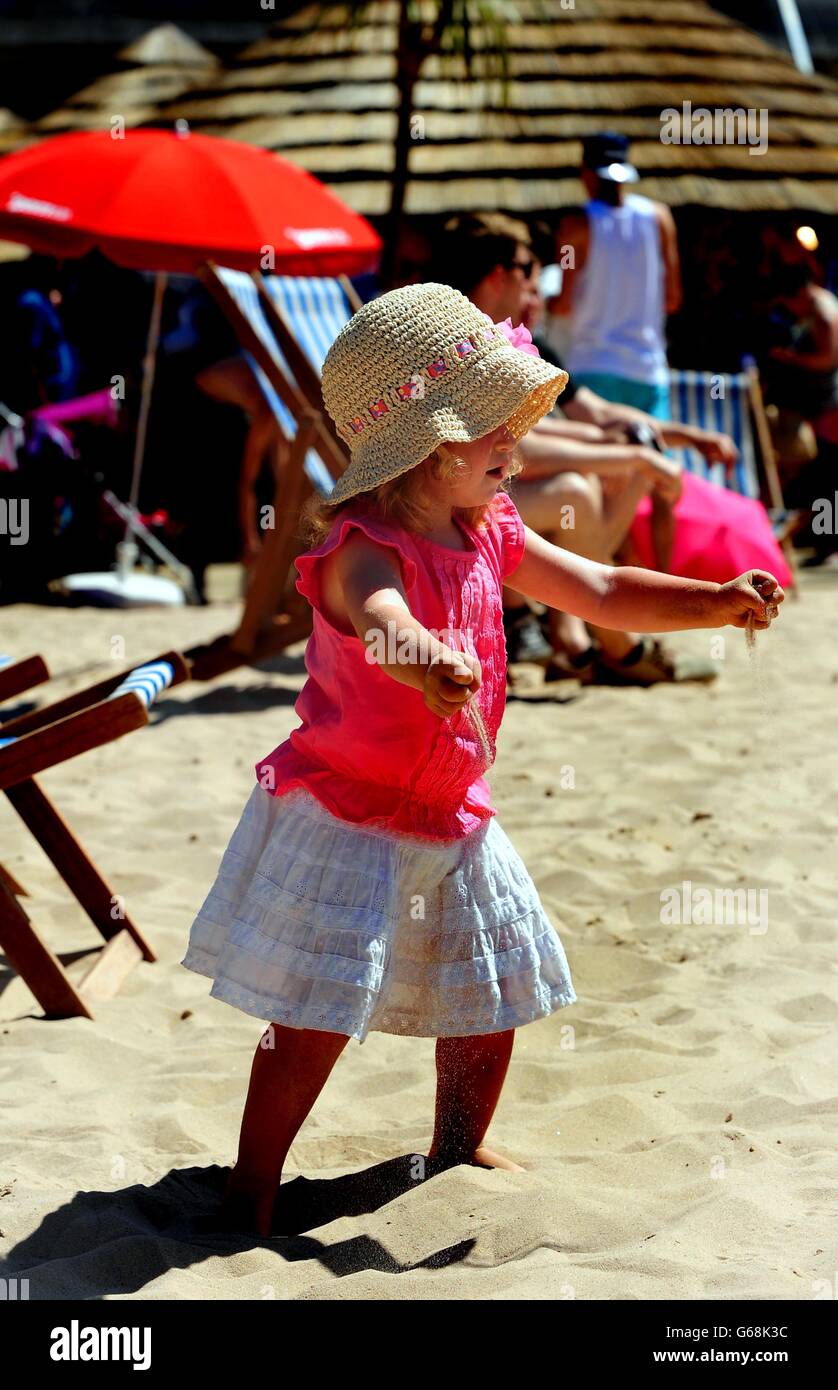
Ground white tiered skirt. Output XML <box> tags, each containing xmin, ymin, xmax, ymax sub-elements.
<box><xmin>181</xmin><ymin>783</ymin><xmax>576</xmax><ymax>1044</ymax></box>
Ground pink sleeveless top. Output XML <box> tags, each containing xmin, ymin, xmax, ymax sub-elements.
<box><xmin>255</xmin><ymin>491</ymin><xmax>526</xmax><ymax>841</ymax></box>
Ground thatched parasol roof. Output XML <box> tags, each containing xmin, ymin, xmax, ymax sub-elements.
<box><xmin>159</xmin><ymin>0</ymin><xmax>838</xmax><ymax>217</ymax></box>
<box><xmin>0</xmin><ymin>107</ymin><xmax>32</xmax><ymax>157</ymax></box>
<box><xmin>33</xmin><ymin>23</ymin><xmax>220</xmax><ymax>137</ymax></box>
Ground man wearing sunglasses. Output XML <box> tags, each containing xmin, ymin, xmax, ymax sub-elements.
<box><xmin>428</xmin><ymin>212</ymin><xmax>732</xmax><ymax>685</ymax></box>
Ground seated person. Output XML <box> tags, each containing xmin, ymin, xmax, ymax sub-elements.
<box><xmin>763</xmin><ymin>261</ymin><xmax>838</xmax><ymax>563</ymax></box>
<box><xmin>428</xmin><ymin>213</ymin><xmax>735</xmax><ymax>684</ymax></box>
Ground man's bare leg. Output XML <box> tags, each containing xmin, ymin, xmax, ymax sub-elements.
<box><xmin>511</xmin><ymin>473</ymin><xmax>598</xmax><ymax>657</ymax></box>
<box><xmin>514</xmin><ymin>473</ymin><xmax>640</xmax><ymax>661</ymax></box>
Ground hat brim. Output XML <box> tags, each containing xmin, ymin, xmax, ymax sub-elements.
<box><xmin>325</xmin><ymin>342</ymin><xmax>568</xmax><ymax>505</ymax></box>
<box><xmin>591</xmin><ymin>161</ymin><xmax>639</xmax><ymax>183</ymax></box>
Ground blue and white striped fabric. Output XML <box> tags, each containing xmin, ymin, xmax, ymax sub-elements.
<box><xmin>668</xmin><ymin>370</ymin><xmax>759</xmax><ymax>499</ymax></box>
<box><xmin>108</xmin><ymin>661</ymin><xmax>174</xmax><ymax>708</ymax></box>
<box><xmin>215</xmin><ymin>269</ymin><xmax>354</xmax><ymax>496</ymax></box>
<box><xmin>0</xmin><ymin>661</ymin><xmax>174</xmax><ymax>753</ymax></box>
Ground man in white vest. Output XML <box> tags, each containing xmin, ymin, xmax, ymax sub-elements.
<box><xmin>554</xmin><ymin>132</ymin><xmax>682</xmax><ymax>421</ymax></box>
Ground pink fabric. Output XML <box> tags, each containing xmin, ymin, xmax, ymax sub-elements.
<box><xmin>482</xmin><ymin>312</ymin><xmax>541</xmax><ymax>357</ymax></box>
<box><xmin>629</xmin><ymin>470</ymin><xmax>793</xmax><ymax>589</ymax></box>
<box><xmin>29</xmin><ymin>388</ymin><xmax>119</xmax><ymax>429</ymax></box>
<box><xmin>255</xmin><ymin>491</ymin><xmax>526</xmax><ymax>840</ymax></box>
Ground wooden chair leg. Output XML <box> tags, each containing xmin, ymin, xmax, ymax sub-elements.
<box><xmin>5</xmin><ymin>779</ymin><xmax>156</xmax><ymax>962</ymax></box>
<box><xmin>0</xmin><ymin>650</ymin><xmax>189</xmax><ymax>742</ymax></box>
<box><xmin>186</xmin><ymin>613</ymin><xmax>312</xmax><ymax>682</ymax></box>
<box><xmin>0</xmin><ymin>692</ymin><xmax>148</xmax><ymax>791</ymax></box>
<box><xmin>232</xmin><ymin>412</ymin><xmax>320</xmax><ymax>654</ymax></box>
<box><xmin>0</xmin><ymin>862</ymin><xmax>27</xmax><ymax>898</ymax></box>
<box><xmin>0</xmin><ymin>656</ymin><xmax>49</xmax><ymax>704</ymax></box>
<box><xmin>76</xmin><ymin>929</ymin><xmax>143</xmax><ymax>1007</ymax></box>
<box><xmin>0</xmin><ymin>873</ymin><xmax>93</xmax><ymax>1019</ymax></box>
<box><xmin>747</xmin><ymin>365</ymin><xmax>800</xmax><ymax>594</ymax></box>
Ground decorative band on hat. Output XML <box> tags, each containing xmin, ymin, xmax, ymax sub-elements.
<box><xmin>337</xmin><ymin>322</ymin><xmax>503</xmax><ymax>443</ymax></box>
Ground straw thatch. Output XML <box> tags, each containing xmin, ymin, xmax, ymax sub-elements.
<box><xmin>33</xmin><ymin>23</ymin><xmax>220</xmax><ymax>137</ymax></box>
<box><xmin>159</xmin><ymin>0</ymin><xmax>838</xmax><ymax>216</ymax></box>
<box><xmin>0</xmin><ymin>108</ymin><xmax>32</xmax><ymax>157</ymax></box>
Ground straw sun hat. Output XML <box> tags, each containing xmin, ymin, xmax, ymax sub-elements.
<box><xmin>321</xmin><ymin>281</ymin><xmax>568</xmax><ymax>504</ymax></box>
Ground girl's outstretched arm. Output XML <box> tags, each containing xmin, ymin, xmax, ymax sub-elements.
<box><xmin>507</xmin><ymin>525</ymin><xmax>785</xmax><ymax>633</ymax></box>
<box><xmin>335</xmin><ymin>532</ymin><xmax>479</xmax><ymax>711</ymax></box>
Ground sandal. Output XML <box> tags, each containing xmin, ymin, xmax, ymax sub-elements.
<box><xmin>543</xmin><ymin>643</ymin><xmax>599</xmax><ymax>683</ymax></box>
<box><xmin>592</xmin><ymin>636</ymin><xmax>719</xmax><ymax>686</ymax></box>
<box><xmin>503</xmin><ymin>604</ymin><xmax>554</xmax><ymax>665</ymax></box>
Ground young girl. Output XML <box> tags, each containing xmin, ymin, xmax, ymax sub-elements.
<box><xmin>181</xmin><ymin>282</ymin><xmax>783</xmax><ymax>1237</ymax></box>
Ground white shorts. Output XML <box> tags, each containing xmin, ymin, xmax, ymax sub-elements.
<box><xmin>181</xmin><ymin>784</ymin><xmax>576</xmax><ymax>1044</ymax></box>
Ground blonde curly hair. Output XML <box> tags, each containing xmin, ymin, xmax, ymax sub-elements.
<box><xmin>298</xmin><ymin>441</ymin><xmax>524</xmax><ymax>548</ymax></box>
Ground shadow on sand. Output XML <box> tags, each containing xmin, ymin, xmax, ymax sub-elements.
<box><xmin>1</xmin><ymin>1157</ymin><xmax>477</xmax><ymax>1295</ymax></box>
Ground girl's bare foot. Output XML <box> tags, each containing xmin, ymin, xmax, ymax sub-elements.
<box><xmin>472</xmin><ymin>1144</ymin><xmax>527</xmax><ymax>1172</ymax></box>
<box><xmin>219</xmin><ymin>1174</ymin><xmax>276</xmax><ymax>1237</ymax></box>
<box><xmin>426</xmin><ymin>1143</ymin><xmax>527</xmax><ymax>1173</ymax></box>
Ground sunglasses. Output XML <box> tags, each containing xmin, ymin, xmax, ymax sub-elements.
<box><xmin>504</xmin><ymin>257</ymin><xmax>536</xmax><ymax>280</ymax></box>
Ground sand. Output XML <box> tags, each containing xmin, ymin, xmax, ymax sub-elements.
<box><xmin>1</xmin><ymin>572</ymin><xmax>837</xmax><ymax>1300</ymax></box>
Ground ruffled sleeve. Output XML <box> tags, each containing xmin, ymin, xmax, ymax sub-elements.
<box><xmin>492</xmin><ymin>491</ymin><xmax>526</xmax><ymax>579</ymax></box>
<box><xmin>295</xmin><ymin>511</ymin><xmax>419</xmax><ymax>622</ymax></box>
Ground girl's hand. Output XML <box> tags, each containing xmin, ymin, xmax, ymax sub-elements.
<box><xmin>423</xmin><ymin>650</ymin><xmax>481</xmax><ymax>718</ymax></box>
<box><xmin>716</xmin><ymin>569</ymin><xmax>785</xmax><ymax>629</ymax></box>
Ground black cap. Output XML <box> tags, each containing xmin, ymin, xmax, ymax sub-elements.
<box><xmin>581</xmin><ymin>132</ymin><xmax>639</xmax><ymax>184</ymax></box>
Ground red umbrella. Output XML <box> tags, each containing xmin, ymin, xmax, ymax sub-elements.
<box><xmin>0</xmin><ymin>127</ymin><xmax>381</xmax><ymax>275</ymax></box>
<box><xmin>0</xmin><ymin>128</ymin><xmax>380</xmax><ymax>598</ymax></box>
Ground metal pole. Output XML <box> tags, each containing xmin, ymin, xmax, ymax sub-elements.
<box><xmin>776</xmin><ymin>0</ymin><xmax>814</xmax><ymax>75</ymax></box>
<box><xmin>118</xmin><ymin>269</ymin><xmax>167</xmax><ymax>578</ymax></box>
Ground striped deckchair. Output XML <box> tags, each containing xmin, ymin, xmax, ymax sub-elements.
<box><xmin>667</xmin><ymin>368</ymin><xmax>760</xmax><ymax>498</ymax></box>
<box><xmin>666</xmin><ymin>359</ymin><xmax>797</xmax><ymax>580</ymax></box>
<box><xmin>189</xmin><ymin>265</ymin><xmax>360</xmax><ymax>678</ymax></box>
<box><xmin>0</xmin><ymin>653</ymin><xmax>188</xmax><ymax>1019</ymax></box>
<box><xmin>209</xmin><ymin>270</ymin><xmax>356</xmax><ymax>495</ymax></box>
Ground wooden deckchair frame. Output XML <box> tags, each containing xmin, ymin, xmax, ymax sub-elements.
<box><xmin>0</xmin><ymin>653</ymin><xmax>189</xmax><ymax>1018</ymax></box>
<box><xmin>185</xmin><ymin>264</ymin><xmax>355</xmax><ymax>681</ymax></box>
<box><xmin>744</xmin><ymin>363</ymin><xmax>799</xmax><ymax>590</ymax></box>
<box><xmin>0</xmin><ymin>655</ymin><xmax>49</xmax><ymax>704</ymax></box>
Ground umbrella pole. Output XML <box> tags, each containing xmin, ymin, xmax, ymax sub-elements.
<box><xmin>117</xmin><ymin>270</ymin><xmax>167</xmax><ymax>578</ymax></box>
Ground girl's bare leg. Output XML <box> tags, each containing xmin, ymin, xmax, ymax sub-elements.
<box><xmin>427</xmin><ymin>1029</ymin><xmax>525</xmax><ymax>1172</ymax></box>
<box><xmin>222</xmin><ymin>1022</ymin><xmax>351</xmax><ymax>1235</ymax></box>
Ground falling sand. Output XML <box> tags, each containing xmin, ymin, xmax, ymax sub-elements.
<box><xmin>468</xmin><ymin>698</ymin><xmax>494</xmax><ymax>767</ymax></box>
<box><xmin>745</xmin><ymin>610</ymin><xmax>772</xmax><ymax>720</ymax></box>
<box><xmin>745</xmin><ymin>612</ymin><xmax>757</xmax><ymax>651</ymax></box>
